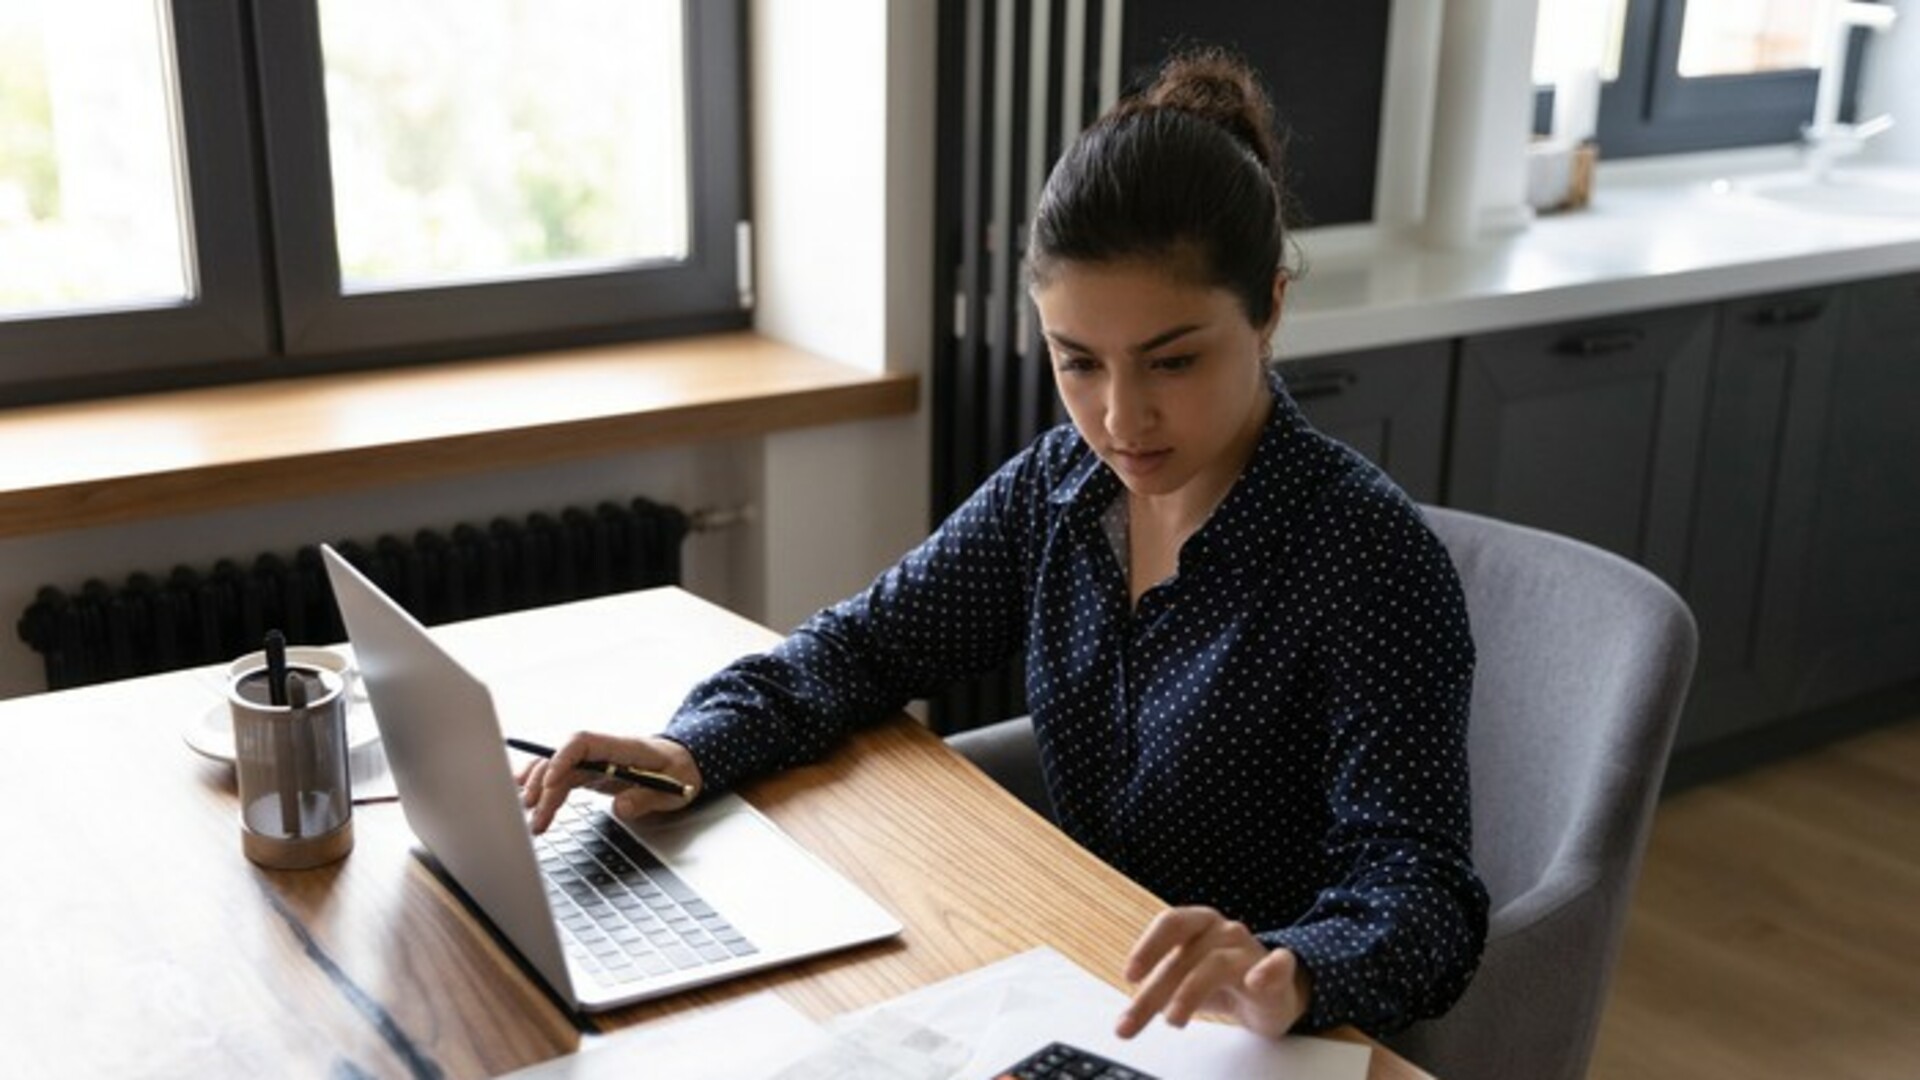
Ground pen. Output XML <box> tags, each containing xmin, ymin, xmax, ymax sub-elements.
<box><xmin>505</xmin><ymin>737</ymin><xmax>694</xmax><ymax>800</ymax></box>
<box><xmin>264</xmin><ymin>629</ymin><xmax>289</xmax><ymax>707</ymax></box>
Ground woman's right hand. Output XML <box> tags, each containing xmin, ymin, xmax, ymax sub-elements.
<box><xmin>517</xmin><ymin>731</ymin><xmax>703</xmax><ymax>834</ymax></box>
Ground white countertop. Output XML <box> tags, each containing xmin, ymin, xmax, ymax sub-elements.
<box><xmin>1277</xmin><ymin>148</ymin><xmax>1920</xmax><ymax>359</ymax></box>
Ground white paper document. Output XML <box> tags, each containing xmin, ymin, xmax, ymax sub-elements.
<box><xmin>496</xmin><ymin>993</ymin><xmax>832</xmax><ymax>1080</ymax></box>
<box><xmin>501</xmin><ymin>947</ymin><xmax>1371</xmax><ymax>1080</ymax></box>
<box><xmin>835</xmin><ymin>947</ymin><xmax>1371</xmax><ymax>1079</ymax></box>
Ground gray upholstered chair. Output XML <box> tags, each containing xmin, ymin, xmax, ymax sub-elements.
<box><xmin>946</xmin><ymin>505</ymin><xmax>1698</xmax><ymax>1080</ymax></box>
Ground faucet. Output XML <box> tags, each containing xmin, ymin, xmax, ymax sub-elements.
<box><xmin>1805</xmin><ymin>1</ymin><xmax>1899</xmax><ymax>179</ymax></box>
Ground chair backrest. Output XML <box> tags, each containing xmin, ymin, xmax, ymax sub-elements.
<box><xmin>946</xmin><ymin>507</ymin><xmax>1697</xmax><ymax>1080</ymax></box>
<box><xmin>1385</xmin><ymin>506</ymin><xmax>1697</xmax><ymax>1080</ymax></box>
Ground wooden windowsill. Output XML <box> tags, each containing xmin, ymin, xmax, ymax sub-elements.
<box><xmin>0</xmin><ymin>333</ymin><xmax>918</xmax><ymax>538</ymax></box>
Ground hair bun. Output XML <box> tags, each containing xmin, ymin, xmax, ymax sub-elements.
<box><xmin>1139</xmin><ymin>49</ymin><xmax>1282</xmax><ymax>177</ymax></box>
<box><xmin>1029</xmin><ymin>44</ymin><xmax>1297</xmax><ymax>325</ymax></box>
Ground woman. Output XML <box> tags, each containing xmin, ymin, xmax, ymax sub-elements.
<box><xmin>522</xmin><ymin>49</ymin><xmax>1487</xmax><ymax>1042</ymax></box>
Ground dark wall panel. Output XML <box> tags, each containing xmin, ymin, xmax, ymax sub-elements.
<box><xmin>1121</xmin><ymin>1</ymin><xmax>1389</xmax><ymax>227</ymax></box>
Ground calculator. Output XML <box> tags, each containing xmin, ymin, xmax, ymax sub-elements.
<box><xmin>991</xmin><ymin>1040</ymin><xmax>1162</xmax><ymax>1079</ymax></box>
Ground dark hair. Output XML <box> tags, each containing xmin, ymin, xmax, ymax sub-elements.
<box><xmin>1026</xmin><ymin>48</ymin><xmax>1295</xmax><ymax>326</ymax></box>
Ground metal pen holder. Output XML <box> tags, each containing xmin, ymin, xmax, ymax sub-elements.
<box><xmin>229</xmin><ymin>664</ymin><xmax>355</xmax><ymax>869</ymax></box>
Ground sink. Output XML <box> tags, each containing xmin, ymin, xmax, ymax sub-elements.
<box><xmin>1737</xmin><ymin>166</ymin><xmax>1920</xmax><ymax>218</ymax></box>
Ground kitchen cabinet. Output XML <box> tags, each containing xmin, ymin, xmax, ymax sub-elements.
<box><xmin>1792</xmin><ymin>271</ymin><xmax>1920</xmax><ymax>712</ymax></box>
<box><xmin>1446</xmin><ymin>305</ymin><xmax>1715</xmax><ymax>587</ymax></box>
<box><xmin>1282</xmin><ymin>340</ymin><xmax>1452</xmax><ymax>504</ymax></box>
<box><xmin>1680</xmin><ymin>287</ymin><xmax>1842</xmax><ymax>749</ymax></box>
<box><xmin>1284</xmin><ymin>274</ymin><xmax>1918</xmax><ymax>760</ymax></box>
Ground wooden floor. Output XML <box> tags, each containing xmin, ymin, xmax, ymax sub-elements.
<box><xmin>1588</xmin><ymin>715</ymin><xmax>1920</xmax><ymax>1080</ymax></box>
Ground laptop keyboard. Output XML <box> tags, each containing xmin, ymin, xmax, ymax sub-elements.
<box><xmin>537</xmin><ymin>798</ymin><xmax>759</xmax><ymax>985</ymax></box>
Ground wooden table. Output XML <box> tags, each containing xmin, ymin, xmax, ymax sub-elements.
<box><xmin>0</xmin><ymin>588</ymin><xmax>1428</xmax><ymax>1079</ymax></box>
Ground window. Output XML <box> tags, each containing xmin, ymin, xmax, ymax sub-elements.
<box><xmin>1533</xmin><ymin>0</ymin><xmax>1882</xmax><ymax>157</ymax></box>
<box><xmin>0</xmin><ymin>3</ymin><xmax>191</xmax><ymax>317</ymax></box>
<box><xmin>0</xmin><ymin>0</ymin><xmax>745</xmax><ymax>403</ymax></box>
<box><xmin>1532</xmin><ymin>0</ymin><xmax>1629</xmax><ymax>86</ymax></box>
<box><xmin>0</xmin><ymin>0</ymin><xmax>269</xmax><ymax>394</ymax></box>
<box><xmin>1674</xmin><ymin>0</ymin><xmax>1826</xmax><ymax>77</ymax></box>
<box><xmin>317</xmin><ymin>1</ymin><xmax>691</xmax><ymax>290</ymax></box>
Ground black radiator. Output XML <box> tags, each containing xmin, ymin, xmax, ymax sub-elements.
<box><xmin>17</xmin><ymin>498</ymin><xmax>689</xmax><ymax>691</ymax></box>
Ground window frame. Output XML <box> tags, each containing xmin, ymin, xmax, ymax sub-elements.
<box><xmin>252</xmin><ymin>0</ymin><xmax>748</xmax><ymax>358</ymax></box>
<box><xmin>0</xmin><ymin>0</ymin><xmax>271</xmax><ymax>399</ymax></box>
<box><xmin>1539</xmin><ymin>0</ymin><xmax>1874</xmax><ymax>159</ymax></box>
<box><xmin>0</xmin><ymin>0</ymin><xmax>748</xmax><ymax>404</ymax></box>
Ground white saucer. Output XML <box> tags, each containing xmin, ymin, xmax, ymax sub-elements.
<box><xmin>184</xmin><ymin>692</ymin><xmax>381</xmax><ymax>763</ymax></box>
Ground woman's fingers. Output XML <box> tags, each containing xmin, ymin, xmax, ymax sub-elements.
<box><xmin>1123</xmin><ymin>907</ymin><xmax>1219</xmax><ymax>981</ymax></box>
<box><xmin>525</xmin><ymin>731</ymin><xmax>631</xmax><ymax>832</ymax></box>
<box><xmin>1117</xmin><ymin>908</ymin><xmax>1255</xmax><ymax>1038</ymax></box>
<box><xmin>521</xmin><ymin>732</ymin><xmax>702</xmax><ymax>833</ymax></box>
<box><xmin>518</xmin><ymin>759</ymin><xmax>547</xmax><ymax>806</ymax></box>
<box><xmin>1161</xmin><ymin>948</ymin><xmax>1251</xmax><ymax>1029</ymax></box>
<box><xmin>1233</xmin><ymin>948</ymin><xmax>1311</xmax><ymax>1039</ymax></box>
<box><xmin>1116</xmin><ymin>907</ymin><xmax>1311</xmax><ymax>1040</ymax></box>
<box><xmin>1245</xmin><ymin>946</ymin><xmax>1298</xmax><ymax>994</ymax></box>
<box><xmin>608</xmin><ymin>784</ymin><xmax>692</xmax><ymax>820</ymax></box>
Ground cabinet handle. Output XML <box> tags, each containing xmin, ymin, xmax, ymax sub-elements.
<box><xmin>1748</xmin><ymin>298</ymin><xmax>1826</xmax><ymax>326</ymax></box>
<box><xmin>1554</xmin><ymin>329</ymin><xmax>1645</xmax><ymax>358</ymax></box>
<box><xmin>1284</xmin><ymin>370</ymin><xmax>1357</xmax><ymax>401</ymax></box>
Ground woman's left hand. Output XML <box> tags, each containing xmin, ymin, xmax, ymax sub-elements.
<box><xmin>1115</xmin><ymin>906</ymin><xmax>1312</xmax><ymax>1040</ymax></box>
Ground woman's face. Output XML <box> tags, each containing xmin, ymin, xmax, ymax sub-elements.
<box><xmin>1033</xmin><ymin>258</ymin><xmax>1281</xmax><ymax>505</ymax></box>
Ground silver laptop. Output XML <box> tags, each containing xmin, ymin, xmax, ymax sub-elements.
<box><xmin>321</xmin><ymin>544</ymin><xmax>900</xmax><ymax>1012</ymax></box>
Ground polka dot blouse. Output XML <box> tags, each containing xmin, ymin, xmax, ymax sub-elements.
<box><xmin>665</xmin><ymin>370</ymin><xmax>1489</xmax><ymax>1035</ymax></box>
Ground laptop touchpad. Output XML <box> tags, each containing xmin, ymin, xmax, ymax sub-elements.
<box><xmin>623</xmin><ymin>797</ymin><xmax>891</xmax><ymax>953</ymax></box>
